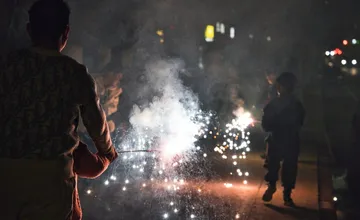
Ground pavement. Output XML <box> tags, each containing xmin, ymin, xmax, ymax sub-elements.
<box><xmin>79</xmin><ymin>129</ymin><xmax>323</xmax><ymax>220</ymax></box>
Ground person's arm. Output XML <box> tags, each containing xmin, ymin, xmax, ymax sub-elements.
<box><xmin>79</xmin><ymin>69</ymin><xmax>118</xmax><ymax>162</ymax></box>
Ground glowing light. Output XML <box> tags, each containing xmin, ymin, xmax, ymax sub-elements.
<box><xmin>335</xmin><ymin>48</ymin><xmax>342</xmax><ymax>55</ymax></box>
<box><xmin>341</xmin><ymin>59</ymin><xmax>347</xmax><ymax>65</ymax></box>
<box><xmin>330</xmin><ymin>51</ymin><xmax>335</xmax><ymax>56</ymax></box>
<box><xmin>205</xmin><ymin>25</ymin><xmax>215</xmax><ymax>42</ymax></box>
<box><xmin>333</xmin><ymin>197</ymin><xmax>338</xmax><ymax>202</ymax></box>
<box><xmin>190</xmin><ymin>214</ymin><xmax>195</xmax><ymax>218</ymax></box>
<box><xmin>86</xmin><ymin>189</ymin><xmax>92</xmax><ymax>195</ymax></box>
<box><xmin>156</xmin><ymin>30</ymin><xmax>164</xmax><ymax>36</ymax></box>
<box><xmin>230</xmin><ymin>27</ymin><xmax>235</xmax><ymax>39</ymax></box>
<box><xmin>325</xmin><ymin>51</ymin><xmax>330</xmax><ymax>56</ymax></box>
<box><xmin>163</xmin><ymin>213</ymin><xmax>169</xmax><ymax>219</ymax></box>
<box><xmin>235</xmin><ymin>213</ymin><xmax>240</xmax><ymax>219</ymax></box>
<box><xmin>104</xmin><ymin>180</ymin><xmax>109</xmax><ymax>185</ymax></box>
<box><xmin>216</xmin><ymin>22</ymin><xmax>221</xmax><ymax>32</ymax></box>
<box><xmin>352</xmin><ymin>59</ymin><xmax>357</xmax><ymax>65</ymax></box>
<box><xmin>343</xmin><ymin>40</ymin><xmax>348</xmax><ymax>45</ymax></box>
<box><xmin>220</xmin><ymin>23</ymin><xmax>225</xmax><ymax>34</ymax></box>
<box><xmin>352</xmin><ymin>39</ymin><xmax>357</xmax><ymax>44</ymax></box>
<box><xmin>224</xmin><ymin>183</ymin><xmax>233</xmax><ymax>188</ymax></box>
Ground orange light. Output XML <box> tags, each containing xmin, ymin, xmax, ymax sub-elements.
<box><xmin>343</xmin><ymin>40</ymin><xmax>348</xmax><ymax>45</ymax></box>
<box><xmin>335</xmin><ymin>48</ymin><xmax>342</xmax><ymax>55</ymax></box>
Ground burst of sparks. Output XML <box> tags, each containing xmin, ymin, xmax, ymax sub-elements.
<box><xmin>83</xmin><ymin>110</ymin><xmax>254</xmax><ymax>219</ymax></box>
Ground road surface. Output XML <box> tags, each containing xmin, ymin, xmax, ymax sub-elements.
<box><xmin>78</xmin><ymin>129</ymin><xmax>320</xmax><ymax>220</ymax></box>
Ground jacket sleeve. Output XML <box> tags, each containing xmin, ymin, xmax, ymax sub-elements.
<box><xmin>78</xmin><ymin>67</ymin><xmax>118</xmax><ymax>162</ymax></box>
<box><xmin>73</xmin><ymin>142</ymin><xmax>110</xmax><ymax>178</ymax></box>
<box><xmin>261</xmin><ymin>103</ymin><xmax>276</xmax><ymax>132</ymax></box>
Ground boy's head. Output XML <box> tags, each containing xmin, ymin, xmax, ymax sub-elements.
<box><xmin>276</xmin><ymin>72</ymin><xmax>297</xmax><ymax>95</ymax></box>
<box><xmin>27</xmin><ymin>0</ymin><xmax>71</xmax><ymax>51</ymax></box>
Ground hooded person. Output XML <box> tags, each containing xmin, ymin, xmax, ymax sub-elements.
<box><xmin>261</xmin><ymin>72</ymin><xmax>305</xmax><ymax>206</ymax></box>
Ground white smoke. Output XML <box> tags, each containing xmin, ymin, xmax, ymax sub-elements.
<box><xmin>126</xmin><ymin>59</ymin><xmax>202</xmax><ymax>159</ymax></box>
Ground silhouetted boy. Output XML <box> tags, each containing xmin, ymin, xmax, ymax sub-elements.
<box><xmin>261</xmin><ymin>72</ymin><xmax>305</xmax><ymax>206</ymax></box>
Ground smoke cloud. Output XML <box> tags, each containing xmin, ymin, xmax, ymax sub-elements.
<box><xmin>124</xmin><ymin>59</ymin><xmax>202</xmax><ymax>158</ymax></box>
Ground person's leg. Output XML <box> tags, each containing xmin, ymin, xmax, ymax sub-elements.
<box><xmin>263</xmin><ymin>148</ymin><xmax>281</xmax><ymax>202</ymax></box>
<box><xmin>281</xmin><ymin>150</ymin><xmax>299</xmax><ymax>206</ymax></box>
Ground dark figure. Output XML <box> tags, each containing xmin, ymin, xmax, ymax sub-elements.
<box><xmin>261</xmin><ymin>72</ymin><xmax>305</xmax><ymax>206</ymax></box>
<box><xmin>0</xmin><ymin>1</ymin><xmax>117</xmax><ymax>219</ymax></box>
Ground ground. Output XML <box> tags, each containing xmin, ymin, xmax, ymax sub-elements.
<box><xmin>78</xmin><ymin>129</ymin><xmax>321</xmax><ymax>220</ymax></box>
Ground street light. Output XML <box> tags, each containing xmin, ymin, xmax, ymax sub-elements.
<box><xmin>230</xmin><ymin>27</ymin><xmax>235</xmax><ymax>39</ymax></box>
<box><xmin>205</xmin><ymin>25</ymin><xmax>215</xmax><ymax>42</ymax></box>
<box><xmin>220</xmin><ymin>23</ymin><xmax>225</xmax><ymax>34</ymax></box>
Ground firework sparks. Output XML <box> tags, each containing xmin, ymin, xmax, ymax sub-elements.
<box><xmin>80</xmin><ymin>60</ymin><xmax>254</xmax><ymax>219</ymax></box>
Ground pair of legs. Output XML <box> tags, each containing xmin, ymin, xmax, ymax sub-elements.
<box><xmin>263</xmin><ymin>145</ymin><xmax>299</xmax><ymax>206</ymax></box>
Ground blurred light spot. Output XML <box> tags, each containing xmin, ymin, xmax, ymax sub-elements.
<box><xmin>156</xmin><ymin>30</ymin><xmax>164</xmax><ymax>36</ymax></box>
<box><xmin>230</xmin><ymin>27</ymin><xmax>235</xmax><ymax>39</ymax></box>
<box><xmin>205</xmin><ymin>25</ymin><xmax>215</xmax><ymax>42</ymax></box>
<box><xmin>220</xmin><ymin>23</ymin><xmax>225</xmax><ymax>34</ymax></box>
